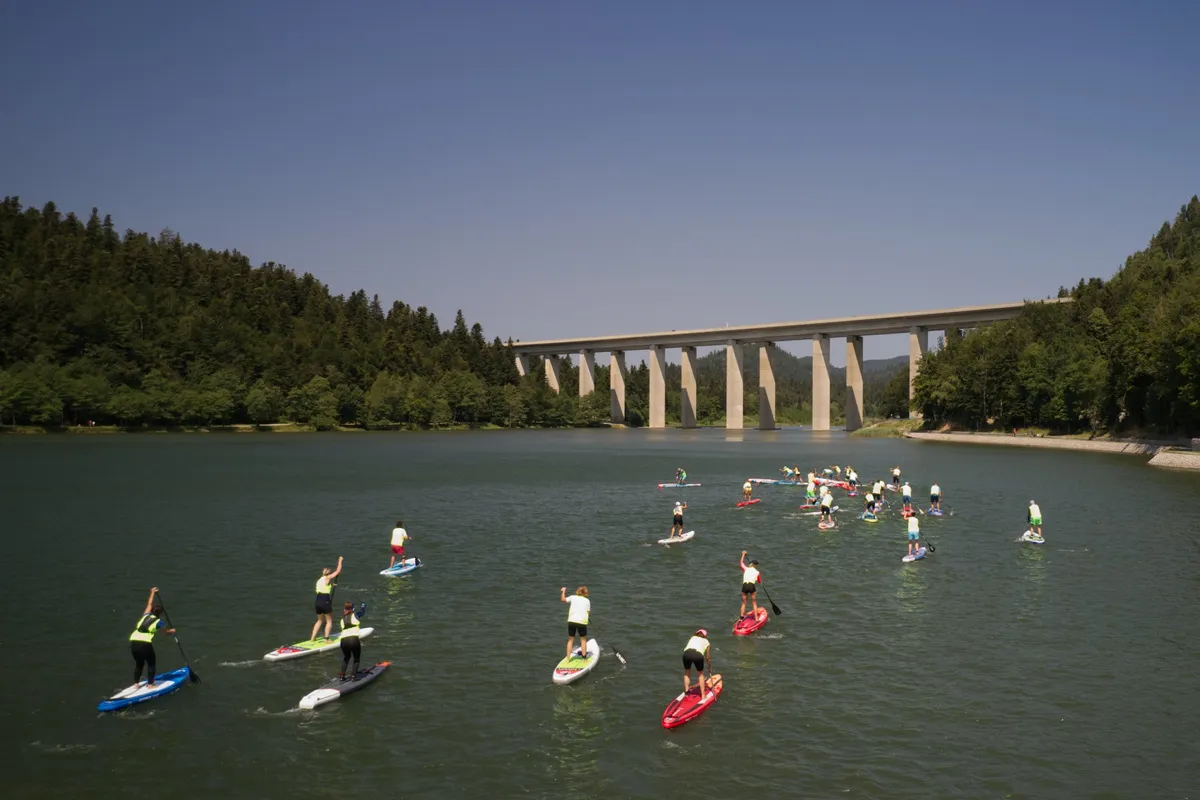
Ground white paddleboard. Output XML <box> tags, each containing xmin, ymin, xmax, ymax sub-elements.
<box><xmin>1020</xmin><ymin>530</ymin><xmax>1045</xmax><ymax>544</ymax></box>
<box><xmin>657</xmin><ymin>530</ymin><xmax>695</xmax><ymax>545</ymax></box>
<box><xmin>264</xmin><ymin>628</ymin><xmax>375</xmax><ymax>662</ymax></box>
<box><xmin>801</xmin><ymin>505</ymin><xmax>839</xmax><ymax>516</ymax></box>
<box><xmin>552</xmin><ymin>638</ymin><xmax>601</xmax><ymax>685</ymax></box>
<box><xmin>902</xmin><ymin>547</ymin><xmax>928</xmax><ymax>562</ymax></box>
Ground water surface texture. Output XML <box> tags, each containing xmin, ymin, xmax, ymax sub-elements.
<box><xmin>4</xmin><ymin>430</ymin><xmax>1198</xmax><ymax>798</ymax></box>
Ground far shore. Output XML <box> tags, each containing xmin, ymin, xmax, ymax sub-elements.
<box><xmin>906</xmin><ymin>430</ymin><xmax>1200</xmax><ymax>470</ymax></box>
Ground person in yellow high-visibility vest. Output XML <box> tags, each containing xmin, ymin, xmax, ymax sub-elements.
<box><xmin>129</xmin><ymin>587</ymin><xmax>175</xmax><ymax>687</ymax></box>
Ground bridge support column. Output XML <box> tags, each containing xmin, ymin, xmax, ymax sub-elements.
<box><xmin>909</xmin><ymin>326</ymin><xmax>928</xmax><ymax>414</ymax></box>
<box><xmin>579</xmin><ymin>350</ymin><xmax>595</xmax><ymax>396</ymax></box>
<box><xmin>811</xmin><ymin>334</ymin><xmax>830</xmax><ymax>431</ymax></box>
<box><xmin>725</xmin><ymin>342</ymin><xmax>743</xmax><ymax>430</ymax></box>
<box><xmin>543</xmin><ymin>355</ymin><xmax>561</xmax><ymax>393</ymax></box>
<box><xmin>649</xmin><ymin>345</ymin><xmax>666</xmax><ymax>428</ymax></box>
<box><xmin>610</xmin><ymin>351</ymin><xmax>627</xmax><ymax>424</ymax></box>
<box><xmin>515</xmin><ymin>354</ymin><xmax>530</xmax><ymax>377</ymax></box>
<box><xmin>758</xmin><ymin>343</ymin><xmax>776</xmax><ymax>430</ymax></box>
<box><xmin>845</xmin><ymin>335</ymin><xmax>864</xmax><ymax>432</ymax></box>
<box><xmin>680</xmin><ymin>346</ymin><xmax>697</xmax><ymax>428</ymax></box>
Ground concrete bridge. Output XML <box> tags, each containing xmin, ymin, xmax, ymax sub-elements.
<box><xmin>512</xmin><ymin>299</ymin><xmax>1069</xmax><ymax>430</ymax></box>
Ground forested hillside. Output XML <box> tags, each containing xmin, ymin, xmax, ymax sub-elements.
<box><xmin>0</xmin><ymin>197</ymin><xmax>598</xmax><ymax>429</ymax></box>
<box><xmin>913</xmin><ymin>196</ymin><xmax>1200</xmax><ymax>435</ymax></box>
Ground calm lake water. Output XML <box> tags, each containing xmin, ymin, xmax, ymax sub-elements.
<box><xmin>3</xmin><ymin>430</ymin><xmax>1198</xmax><ymax>799</ymax></box>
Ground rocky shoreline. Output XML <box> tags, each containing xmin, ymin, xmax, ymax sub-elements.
<box><xmin>905</xmin><ymin>431</ymin><xmax>1200</xmax><ymax>471</ymax></box>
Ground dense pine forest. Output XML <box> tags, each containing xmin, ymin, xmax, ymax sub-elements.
<box><xmin>0</xmin><ymin>197</ymin><xmax>906</xmax><ymax>430</ymax></box>
<box><xmin>913</xmin><ymin>196</ymin><xmax>1200</xmax><ymax>436</ymax></box>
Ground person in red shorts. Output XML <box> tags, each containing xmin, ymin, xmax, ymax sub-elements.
<box><xmin>389</xmin><ymin>519</ymin><xmax>411</xmax><ymax>568</ymax></box>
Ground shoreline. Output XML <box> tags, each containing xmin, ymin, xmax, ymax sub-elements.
<box><xmin>906</xmin><ymin>431</ymin><xmax>1200</xmax><ymax>470</ymax></box>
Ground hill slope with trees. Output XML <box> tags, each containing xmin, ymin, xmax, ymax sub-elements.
<box><xmin>913</xmin><ymin>196</ymin><xmax>1200</xmax><ymax>436</ymax></box>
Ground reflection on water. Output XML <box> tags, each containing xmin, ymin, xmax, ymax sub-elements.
<box><xmin>895</xmin><ymin>564</ymin><xmax>927</xmax><ymax>614</ymax></box>
<box><xmin>545</xmin><ymin>688</ymin><xmax>605</xmax><ymax>793</ymax></box>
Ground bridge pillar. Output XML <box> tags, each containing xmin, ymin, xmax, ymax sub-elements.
<box><xmin>610</xmin><ymin>351</ymin><xmax>627</xmax><ymax>424</ymax></box>
<box><xmin>845</xmin><ymin>335</ymin><xmax>864</xmax><ymax>431</ymax></box>
<box><xmin>515</xmin><ymin>354</ymin><xmax>530</xmax><ymax>377</ymax></box>
<box><xmin>543</xmin><ymin>355</ymin><xmax>561</xmax><ymax>393</ymax></box>
<box><xmin>579</xmin><ymin>350</ymin><xmax>595</xmax><ymax>396</ymax></box>
<box><xmin>909</xmin><ymin>326</ymin><xmax>928</xmax><ymax>412</ymax></box>
<box><xmin>680</xmin><ymin>346</ymin><xmax>697</xmax><ymax>428</ymax></box>
<box><xmin>649</xmin><ymin>345</ymin><xmax>666</xmax><ymax>428</ymax></box>
<box><xmin>758</xmin><ymin>343</ymin><xmax>776</xmax><ymax>430</ymax></box>
<box><xmin>725</xmin><ymin>341</ymin><xmax>743</xmax><ymax>430</ymax></box>
<box><xmin>811</xmin><ymin>334</ymin><xmax>831</xmax><ymax>431</ymax></box>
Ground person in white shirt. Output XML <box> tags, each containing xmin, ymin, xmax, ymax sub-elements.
<box><xmin>907</xmin><ymin>515</ymin><xmax>921</xmax><ymax>557</ymax></box>
<box><xmin>891</xmin><ymin>467</ymin><xmax>902</xmax><ymax>489</ymax></box>
<box><xmin>388</xmin><ymin>520</ymin><xmax>411</xmax><ymax>568</ymax></box>
<box><xmin>742</xmin><ymin>479</ymin><xmax>753</xmax><ymax>502</ymax></box>
<box><xmin>560</xmin><ymin>586</ymin><xmax>591</xmax><ymax>660</ymax></box>
<box><xmin>873</xmin><ymin>480</ymin><xmax>887</xmax><ymax>507</ymax></box>
<box><xmin>669</xmin><ymin>501</ymin><xmax>688</xmax><ymax>539</ymax></box>
<box><xmin>901</xmin><ymin>482</ymin><xmax>913</xmax><ymax>513</ymax></box>
<box><xmin>930</xmin><ymin>483</ymin><xmax>943</xmax><ymax>511</ymax></box>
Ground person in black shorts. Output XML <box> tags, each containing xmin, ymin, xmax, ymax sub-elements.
<box><xmin>738</xmin><ymin>550</ymin><xmax>762</xmax><ymax>618</ymax></box>
<box><xmin>669</xmin><ymin>501</ymin><xmax>687</xmax><ymax>539</ymax></box>
<box><xmin>338</xmin><ymin>601</ymin><xmax>364</xmax><ymax>680</ymax></box>
<box><xmin>681</xmin><ymin>628</ymin><xmax>712</xmax><ymax>699</ymax></box>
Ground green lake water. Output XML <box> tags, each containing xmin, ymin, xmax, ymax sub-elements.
<box><xmin>3</xmin><ymin>430</ymin><xmax>1197</xmax><ymax>798</ymax></box>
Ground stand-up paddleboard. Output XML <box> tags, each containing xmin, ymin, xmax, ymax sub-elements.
<box><xmin>661</xmin><ymin>673</ymin><xmax>723</xmax><ymax>729</ymax></box>
<box><xmin>800</xmin><ymin>505</ymin><xmax>839</xmax><ymax>516</ymax></box>
<box><xmin>657</xmin><ymin>530</ymin><xmax>695</xmax><ymax>545</ymax></box>
<box><xmin>733</xmin><ymin>606</ymin><xmax>769</xmax><ymax>635</ymax></box>
<box><xmin>1020</xmin><ymin>530</ymin><xmax>1045</xmax><ymax>544</ymax></box>
<box><xmin>98</xmin><ymin>667</ymin><xmax>191</xmax><ymax>712</ymax></box>
<box><xmin>901</xmin><ymin>509</ymin><xmax>914</xmax><ymax>518</ymax></box>
<box><xmin>736</xmin><ymin>498</ymin><xmax>761</xmax><ymax>508</ymax></box>
<box><xmin>298</xmin><ymin>661</ymin><xmax>391</xmax><ymax>710</ymax></box>
<box><xmin>815</xmin><ymin>478</ymin><xmax>851</xmax><ymax>490</ymax></box>
<box><xmin>818</xmin><ymin>520</ymin><xmax>836</xmax><ymax>530</ymax></box>
<box><xmin>749</xmin><ymin>478</ymin><xmax>800</xmax><ymax>485</ymax></box>
<box><xmin>658</xmin><ymin>482</ymin><xmax>702</xmax><ymax>488</ymax></box>
<box><xmin>902</xmin><ymin>547</ymin><xmax>928</xmax><ymax>563</ymax></box>
<box><xmin>927</xmin><ymin>508</ymin><xmax>944</xmax><ymax>516</ymax></box>
<box><xmin>847</xmin><ymin>491</ymin><xmax>858</xmax><ymax>497</ymax></box>
<box><xmin>379</xmin><ymin>557</ymin><xmax>423</xmax><ymax>577</ymax></box>
<box><xmin>797</xmin><ymin>503</ymin><xmax>818</xmax><ymax>509</ymax></box>
<box><xmin>862</xmin><ymin>513</ymin><xmax>879</xmax><ymax>523</ymax></box>
<box><xmin>264</xmin><ymin>628</ymin><xmax>375</xmax><ymax>662</ymax></box>
<box><xmin>552</xmin><ymin>638</ymin><xmax>600</xmax><ymax>685</ymax></box>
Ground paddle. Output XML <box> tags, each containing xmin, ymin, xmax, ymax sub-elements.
<box><xmin>923</xmin><ymin>533</ymin><xmax>936</xmax><ymax>553</ymax></box>
<box><xmin>760</xmin><ymin>582</ymin><xmax>783</xmax><ymax>616</ymax></box>
<box><xmin>153</xmin><ymin>591</ymin><xmax>201</xmax><ymax>684</ymax></box>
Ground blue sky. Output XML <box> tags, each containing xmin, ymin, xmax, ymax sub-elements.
<box><xmin>2</xmin><ymin>1</ymin><xmax>1197</xmax><ymax>364</ymax></box>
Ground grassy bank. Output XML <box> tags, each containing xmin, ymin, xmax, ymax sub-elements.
<box><xmin>850</xmin><ymin>419</ymin><xmax>923</xmax><ymax>438</ymax></box>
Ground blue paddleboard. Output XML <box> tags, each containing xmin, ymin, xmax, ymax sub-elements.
<box><xmin>379</xmin><ymin>556</ymin><xmax>423</xmax><ymax>577</ymax></box>
<box><xmin>902</xmin><ymin>547</ymin><xmax>927</xmax><ymax>563</ymax></box>
<box><xmin>98</xmin><ymin>666</ymin><xmax>190</xmax><ymax>712</ymax></box>
<box><xmin>926</xmin><ymin>508</ymin><xmax>944</xmax><ymax>516</ymax></box>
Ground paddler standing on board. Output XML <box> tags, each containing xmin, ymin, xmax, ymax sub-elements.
<box><xmin>873</xmin><ymin>479</ymin><xmax>887</xmax><ymax>507</ymax></box>
<box><xmin>560</xmin><ymin>586</ymin><xmax>590</xmax><ymax>660</ymax></box>
<box><xmin>1027</xmin><ymin>501</ymin><xmax>1044</xmax><ymax>540</ymax></box>
<box><xmin>129</xmin><ymin>587</ymin><xmax>175</xmax><ymax>688</ymax></box>
<box><xmin>742</xmin><ymin>479</ymin><xmax>753</xmax><ymax>503</ymax></box>
<box><xmin>388</xmin><ymin>519</ymin><xmax>411</xmax><ymax>569</ymax></box>
<box><xmin>901</xmin><ymin>481</ymin><xmax>913</xmax><ymax>514</ymax></box>
<box><xmin>676</xmin><ymin>467</ymin><xmax>688</xmax><ymax>484</ymax></box>
<box><xmin>847</xmin><ymin>466</ymin><xmax>858</xmax><ymax>491</ymax></box>
<box><xmin>669</xmin><ymin>501</ymin><xmax>688</xmax><ymax>539</ymax></box>
<box><xmin>864</xmin><ymin>489</ymin><xmax>877</xmax><ymax>518</ymax></box>
<box><xmin>682</xmin><ymin>628</ymin><xmax>713</xmax><ymax>701</ymax></box>
<box><xmin>805</xmin><ymin>477</ymin><xmax>818</xmax><ymax>507</ymax></box>
<box><xmin>906</xmin><ymin>514</ymin><xmax>921</xmax><ymax>557</ymax></box>
<box><xmin>739</xmin><ymin>551</ymin><xmax>762</xmax><ymax>619</ymax></box>
<box><xmin>930</xmin><ymin>483</ymin><xmax>942</xmax><ymax>512</ymax></box>
<box><xmin>311</xmin><ymin>556</ymin><xmax>344</xmax><ymax>642</ymax></box>
<box><xmin>819</xmin><ymin>490</ymin><xmax>835</xmax><ymax>525</ymax></box>
<box><xmin>338</xmin><ymin>601</ymin><xmax>364</xmax><ymax>680</ymax></box>
<box><xmin>891</xmin><ymin>466</ymin><xmax>902</xmax><ymax>489</ymax></box>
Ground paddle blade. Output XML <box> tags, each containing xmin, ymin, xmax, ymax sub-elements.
<box><xmin>926</xmin><ymin>542</ymin><xmax>936</xmax><ymax>552</ymax></box>
<box><xmin>770</xmin><ymin>602</ymin><xmax>783</xmax><ymax>615</ymax></box>
<box><xmin>189</xmin><ymin>671</ymin><xmax>202</xmax><ymax>683</ymax></box>
<box><xmin>615</xmin><ymin>651</ymin><xmax>627</xmax><ymax>665</ymax></box>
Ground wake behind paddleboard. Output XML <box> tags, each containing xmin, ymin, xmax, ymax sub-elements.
<box><xmin>379</xmin><ymin>557</ymin><xmax>423</xmax><ymax>577</ymax></box>
<box><xmin>733</xmin><ymin>606</ymin><xmax>769</xmax><ymax>635</ymax></box>
<box><xmin>661</xmin><ymin>673</ymin><xmax>723</xmax><ymax>729</ymax></box>
<box><xmin>98</xmin><ymin>667</ymin><xmax>191</xmax><ymax>712</ymax></box>
<box><xmin>552</xmin><ymin>638</ymin><xmax>600</xmax><ymax>685</ymax></box>
<box><xmin>736</xmin><ymin>498</ymin><xmax>761</xmax><ymax>508</ymax></box>
<box><xmin>658</xmin><ymin>483</ymin><xmax>702</xmax><ymax>488</ymax></box>
<box><xmin>1020</xmin><ymin>530</ymin><xmax>1045</xmax><ymax>544</ymax></box>
<box><xmin>902</xmin><ymin>547</ymin><xmax>928</xmax><ymax>563</ymax></box>
<box><xmin>657</xmin><ymin>530</ymin><xmax>695</xmax><ymax>545</ymax></box>
<box><xmin>298</xmin><ymin>661</ymin><xmax>391</xmax><ymax>710</ymax></box>
<box><xmin>264</xmin><ymin>628</ymin><xmax>375</xmax><ymax>662</ymax></box>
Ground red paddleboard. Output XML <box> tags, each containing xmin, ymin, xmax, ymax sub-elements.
<box><xmin>661</xmin><ymin>673</ymin><xmax>724</xmax><ymax>729</ymax></box>
<box><xmin>902</xmin><ymin>509</ymin><xmax>914</xmax><ymax>518</ymax></box>
<box><xmin>736</xmin><ymin>498</ymin><xmax>761</xmax><ymax>508</ymax></box>
<box><xmin>798</xmin><ymin>504</ymin><xmax>818</xmax><ymax>509</ymax></box>
<box><xmin>733</xmin><ymin>606</ymin><xmax>769</xmax><ymax>635</ymax></box>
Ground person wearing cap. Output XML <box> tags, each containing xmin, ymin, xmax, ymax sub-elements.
<box><xmin>129</xmin><ymin>587</ymin><xmax>176</xmax><ymax>687</ymax></box>
<box><xmin>930</xmin><ymin>482</ymin><xmax>942</xmax><ymax>512</ymax></box>
<box><xmin>337</xmin><ymin>601</ymin><xmax>365</xmax><ymax>680</ymax></box>
<box><xmin>681</xmin><ymin>628</ymin><xmax>713</xmax><ymax>700</ymax></box>
<box><xmin>669</xmin><ymin>501</ymin><xmax>688</xmax><ymax>539</ymax></box>
<box><xmin>1027</xmin><ymin>501</ymin><xmax>1043</xmax><ymax>539</ymax></box>
<box><xmin>739</xmin><ymin>550</ymin><xmax>762</xmax><ymax>618</ymax></box>
<box><xmin>742</xmin><ymin>479</ymin><xmax>753</xmax><ymax>502</ymax></box>
<box><xmin>310</xmin><ymin>556</ymin><xmax>344</xmax><ymax>642</ymax></box>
